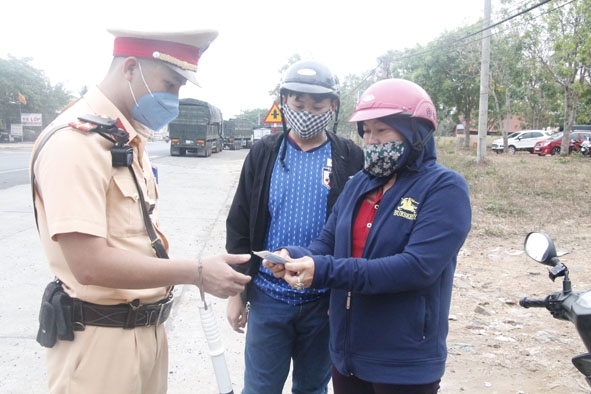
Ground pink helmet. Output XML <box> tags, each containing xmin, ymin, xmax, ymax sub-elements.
<box><xmin>348</xmin><ymin>79</ymin><xmax>437</xmax><ymax>130</ymax></box>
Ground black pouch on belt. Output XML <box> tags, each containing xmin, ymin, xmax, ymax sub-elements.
<box><xmin>36</xmin><ymin>279</ymin><xmax>74</xmax><ymax>348</ymax></box>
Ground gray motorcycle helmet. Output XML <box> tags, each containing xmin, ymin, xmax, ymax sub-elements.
<box><xmin>278</xmin><ymin>60</ymin><xmax>341</xmax><ymax>170</ymax></box>
<box><xmin>280</xmin><ymin>60</ymin><xmax>340</xmax><ymax>100</ymax></box>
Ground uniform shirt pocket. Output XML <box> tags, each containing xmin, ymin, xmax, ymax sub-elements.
<box><xmin>108</xmin><ymin>172</ymin><xmax>146</xmax><ymax>237</ymax></box>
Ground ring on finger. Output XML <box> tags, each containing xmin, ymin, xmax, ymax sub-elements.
<box><xmin>295</xmin><ymin>275</ymin><xmax>304</xmax><ymax>291</ymax></box>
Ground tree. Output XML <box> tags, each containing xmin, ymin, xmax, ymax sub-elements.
<box><xmin>488</xmin><ymin>22</ymin><xmax>560</xmax><ymax>152</ymax></box>
<box><xmin>231</xmin><ymin>0</ymin><xmax>591</xmax><ymax>155</ymax></box>
<box><xmin>392</xmin><ymin>28</ymin><xmax>482</xmax><ymax>146</ymax></box>
<box><xmin>237</xmin><ymin>108</ymin><xmax>271</xmax><ymax>126</ymax></box>
<box><xmin>268</xmin><ymin>54</ymin><xmax>302</xmax><ymax>100</ymax></box>
<box><xmin>522</xmin><ymin>0</ymin><xmax>591</xmax><ymax>155</ymax></box>
<box><xmin>0</xmin><ymin>55</ymin><xmax>73</xmax><ymax>139</ymax></box>
<box><xmin>338</xmin><ymin>69</ymin><xmax>379</xmax><ymax>139</ymax></box>
<box><xmin>489</xmin><ymin>27</ymin><xmax>522</xmax><ymax>132</ymax></box>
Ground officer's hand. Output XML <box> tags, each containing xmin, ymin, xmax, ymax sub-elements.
<box><xmin>198</xmin><ymin>254</ymin><xmax>251</xmax><ymax>298</ymax></box>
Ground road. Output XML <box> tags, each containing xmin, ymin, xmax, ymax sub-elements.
<box><xmin>0</xmin><ymin>146</ymin><xmax>270</xmax><ymax>394</ymax></box>
<box><xmin>0</xmin><ymin>141</ymin><xmax>172</xmax><ymax>189</ymax></box>
<box><xmin>0</xmin><ymin>148</ymin><xmax>32</xmax><ymax>189</ymax></box>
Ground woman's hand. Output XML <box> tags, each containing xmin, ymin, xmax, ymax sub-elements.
<box><xmin>283</xmin><ymin>256</ymin><xmax>315</xmax><ymax>290</ymax></box>
<box><xmin>261</xmin><ymin>248</ymin><xmax>290</xmax><ymax>278</ymax></box>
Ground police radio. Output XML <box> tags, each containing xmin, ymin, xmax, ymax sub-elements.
<box><xmin>77</xmin><ymin>114</ymin><xmax>133</xmax><ymax>167</ymax></box>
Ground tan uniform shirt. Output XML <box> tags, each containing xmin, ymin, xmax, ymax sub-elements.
<box><xmin>32</xmin><ymin>86</ymin><xmax>169</xmax><ymax>305</ymax></box>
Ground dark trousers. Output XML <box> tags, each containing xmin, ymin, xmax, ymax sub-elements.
<box><xmin>331</xmin><ymin>365</ymin><xmax>440</xmax><ymax>394</ymax></box>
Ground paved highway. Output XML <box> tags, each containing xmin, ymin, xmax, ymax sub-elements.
<box><xmin>0</xmin><ymin>141</ymin><xmax>172</xmax><ymax>189</ymax></box>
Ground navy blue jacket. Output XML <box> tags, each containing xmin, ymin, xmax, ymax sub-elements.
<box><xmin>226</xmin><ymin>131</ymin><xmax>364</xmax><ymax>299</ymax></box>
<box><xmin>286</xmin><ymin>121</ymin><xmax>471</xmax><ymax>385</ymax></box>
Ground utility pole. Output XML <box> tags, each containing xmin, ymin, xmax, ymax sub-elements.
<box><xmin>477</xmin><ymin>0</ymin><xmax>492</xmax><ymax>163</ymax></box>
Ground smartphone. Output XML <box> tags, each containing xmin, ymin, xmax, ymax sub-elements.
<box><xmin>253</xmin><ymin>250</ymin><xmax>287</xmax><ymax>265</ymax></box>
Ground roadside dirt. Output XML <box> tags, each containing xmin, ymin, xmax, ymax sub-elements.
<box><xmin>166</xmin><ymin>147</ymin><xmax>591</xmax><ymax>394</ymax></box>
<box><xmin>441</xmin><ymin>211</ymin><xmax>591</xmax><ymax>393</ymax></box>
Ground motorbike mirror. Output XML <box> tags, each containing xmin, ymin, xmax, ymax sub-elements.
<box><xmin>524</xmin><ymin>232</ymin><xmax>558</xmax><ymax>266</ymax></box>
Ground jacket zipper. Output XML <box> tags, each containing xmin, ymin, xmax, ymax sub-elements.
<box><xmin>346</xmin><ymin>291</ymin><xmax>351</xmax><ymax>309</ymax></box>
<box><xmin>344</xmin><ymin>291</ymin><xmax>354</xmax><ymax>376</ymax></box>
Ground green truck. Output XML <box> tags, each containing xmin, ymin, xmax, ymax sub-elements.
<box><xmin>169</xmin><ymin>98</ymin><xmax>223</xmax><ymax>157</ymax></box>
<box><xmin>223</xmin><ymin>118</ymin><xmax>254</xmax><ymax>150</ymax></box>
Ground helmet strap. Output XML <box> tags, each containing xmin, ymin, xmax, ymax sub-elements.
<box><xmin>279</xmin><ymin>105</ymin><xmax>290</xmax><ymax>171</ymax></box>
<box><xmin>332</xmin><ymin>105</ymin><xmax>340</xmax><ymax>133</ymax></box>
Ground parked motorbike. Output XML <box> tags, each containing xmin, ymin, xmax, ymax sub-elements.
<box><xmin>581</xmin><ymin>139</ymin><xmax>591</xmax><ymax>156</ymax></box>
<box><xmin>520</xmin><ymin>232</ymin><xmax>591</xmax><ymax>390</ymax></box>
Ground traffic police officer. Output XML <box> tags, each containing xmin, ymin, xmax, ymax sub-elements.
<box><xmin>31</xmin><ymin>28</ymin><xmax>251</xmax><ymax>394</ymax></box>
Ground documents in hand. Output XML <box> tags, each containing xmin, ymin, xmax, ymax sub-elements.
<box><xmin>253</xmin><ymin>250</ymin><xmax>287</xmax><ymax>264</ymax></box>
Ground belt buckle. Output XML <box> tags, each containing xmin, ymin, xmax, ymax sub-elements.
<box><xmin>156</xmin><ymin>295</ymin><xmax>173</xmax><ymax>326</ymax></box>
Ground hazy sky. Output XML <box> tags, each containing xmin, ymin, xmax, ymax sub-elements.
<box><xmin>2</xmin><ymin>0</ymin><xmax>492</xmax><ymax>118</ymax></box>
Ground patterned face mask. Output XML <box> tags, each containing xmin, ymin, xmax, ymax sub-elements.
<box><xmin>282</xmin><ymin>104</ymin><xmax>333</xmax><ymax>140</ymax></box>
<box><xmin>363</xmin><ymin>140</ymin><xmax>407</xmax><ymax>178</ymax></box>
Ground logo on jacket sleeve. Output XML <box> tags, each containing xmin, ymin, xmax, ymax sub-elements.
<box><xmin>393</xmin><ymin>197</ymin><xmax>419</xmax><ymax>220</ymax></box>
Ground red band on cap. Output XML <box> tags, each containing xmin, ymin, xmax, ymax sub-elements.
<box><xmin>113</xmin><ymin>37</ymin><xmax>200</xmax><ymax>70</ymax></box>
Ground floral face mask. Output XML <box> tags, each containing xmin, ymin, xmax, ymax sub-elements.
<box><xmin>363</xmin><ymin>140</ymin><xmax>407</xmax><ymax>177</ymax></box>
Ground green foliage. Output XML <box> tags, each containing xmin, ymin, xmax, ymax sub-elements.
<box><xmin>520</xmin><ymin>0</ymin><xmax>591</xmax><ymax>140</ymax></box>
<box><xmin>337</xmin><ymin>71</ymin><xmax>378</xmax><ymax>137</ymax></box>
<box><xmin>557</xmin><ymin>156</ymin><xmax>571</xmax><ymax>164</ymax></box>
<box><xmin>0</xmin><ymin>55</ymin><xmax>73</xmax><ymax>136</ymax></box>
<box><xmin>237</xmin><ymin>108</ymin><xmax>274</xmax><ymax>126</ymax></box>
<box><xmin>411</xmin><ymin>28</ymin><xmax>482</xmax><ymax>129</ymax></box>
<box><xmin>268</xmin><ymin>54</ymin><xmax>302</xmax><ymax>100</ymax></box>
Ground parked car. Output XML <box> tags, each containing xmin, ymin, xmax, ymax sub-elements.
<box><xmin>581</xmin><ymin>139</ymin><xmax>591</xmax><ymax>156</ymax></box>
<box><xmin>491</xmin><ymin>130</ymin><xmax>552</xmax><ymax>154</ymax></box>
<box><xmin>533</xmin><ymin>131</ymin><xmax>591</xmax><ymax>156</ymax></box>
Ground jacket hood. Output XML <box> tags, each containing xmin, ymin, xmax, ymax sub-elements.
<box><xmin>379</xmin><ymin>116</ymin><xmax>437</xmax><ymax>172</ymax></box>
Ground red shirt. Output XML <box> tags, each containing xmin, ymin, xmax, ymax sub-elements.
<box><xmin>351</xmin><ymin>187</ymin><xmax>383</xmax><ymax>258</ymax></box>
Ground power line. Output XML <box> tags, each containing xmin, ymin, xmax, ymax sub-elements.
<box><xmin>344</xmin><ymin>0</ymin><xmax>574</xmax><ymax>100</ymax></box>
<box><xmin>460</xmin><ymin>0</ymin><xmax>559</xmax><ymax>42</ymax></box>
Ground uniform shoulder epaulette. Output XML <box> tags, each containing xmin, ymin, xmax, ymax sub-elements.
<box><xmin>68</xmin><ymin>115</ymin><xmax>116</xmax><ymax>132</ymax></box>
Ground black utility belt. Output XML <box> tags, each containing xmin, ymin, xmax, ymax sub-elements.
<box><xmin>72</xmin><ymin>293</ymin><xmax>174</xmax><ymax>330</ymax></box>
<box><xmin>36</xmin><ymin>279</ymin><xmax>174</xmax><ymax>348</ymax></box>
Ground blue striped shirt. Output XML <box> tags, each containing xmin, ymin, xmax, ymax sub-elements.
<box><xmin>254</xmin><ymin>137</ymin><xmax>332</xmax><ymax>305</ymax></box>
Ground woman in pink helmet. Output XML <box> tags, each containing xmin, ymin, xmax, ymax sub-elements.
<box><xmin>265</xmin><ymin>79</ymin><xmax>472</xmax><ymax>394</ymax></box>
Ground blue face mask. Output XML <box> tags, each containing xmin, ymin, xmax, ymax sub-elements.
<box><xmin>129</xmin><ymin>63</ymin><xmax>179</xmax><ymax>131</ymax></box>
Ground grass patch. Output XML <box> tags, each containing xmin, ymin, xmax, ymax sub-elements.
<box><xmin>436</xmin><ymin>137</ymin><xmax>591</xmax><ymax>239</ymax></box>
